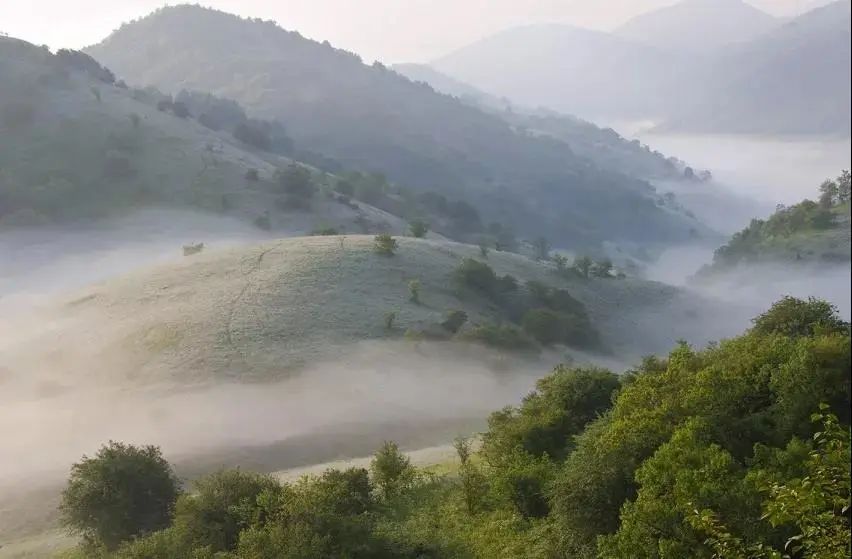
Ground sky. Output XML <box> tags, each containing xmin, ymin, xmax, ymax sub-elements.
<box><xmin>0</xmin><ymin>0</ymin><xmax>834</xmax><ymax>62</ymax></box>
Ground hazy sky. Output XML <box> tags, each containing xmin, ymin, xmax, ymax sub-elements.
<box><xmin>0</xmin><ymin>0</ymin><xmax>832</xmax><ymax>62</ymax></box>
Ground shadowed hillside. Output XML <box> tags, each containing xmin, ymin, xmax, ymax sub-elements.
<box><xmin>86</xmin><ymin>5</ymin><xmax>702</xmax><ymax>249</ymax></box>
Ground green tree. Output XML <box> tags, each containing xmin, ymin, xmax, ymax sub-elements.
<box><xmin>591</xmin><ymin>258</ymin><xmax>613</xmax><ymax>278</ymax></box>
<box><xmin>374</xmin><ymin>234</ymin><xmax>398</xmax><ymax>256</ymax></box>
<box><xmin>837</xmin><ymin>170</ymin><xmax>851</xmax><ymax>204</ymax></box>
<box><xmin>522</xmin><ymin>308</ymin><xmax>565</xmax><ymax>346</ymax></box>
<box><xmin>370</xmin><ymin>441</ymin><xmax>415</xmax><ymax>500</ymax></box>
<box><xmin>409</xmin><ymin>220</ymin><xmax>429</xmax><ymax>238</ymax></box>
<box><xmin>60</xmin><ymin>442</ymin><xmax>180</xmax><ymax>550</ymax></box>
<box><xmin>171</xmin><ymin>469</ymin><xmax>279</xmax><ymax>553</ymax></box>
<box><xmin>751</xmin><ymin>296</ymin><xmax>848</xmax><ymax>338</ymax></box>
<box><xmin>277</xmin><ymin>164</ymin><xmax>313</xmax><ymax>198</ymax></box>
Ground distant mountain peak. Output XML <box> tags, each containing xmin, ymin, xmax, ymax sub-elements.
<box><xmin>615</xmin><ymin>0</ymin><xmax>778</xmax><ymax>52</ymax></box>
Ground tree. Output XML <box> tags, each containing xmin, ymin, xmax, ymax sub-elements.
<box><xmin>277</xmin><ymin>164</ymin><xmax>313</xmax><ymax>198</ymax></box>
<box><xmin>522</xmin><ymin>308</ymin><xmax>564</xmax><ymax>346</ymax></box>
<box><xmin>234</xmin><ymin>121</ymin><xmax>272</xmax><ymax>151</ymax></box>
<box><xmin>552</xmin><ymin>254</ymin><xmax>568</xmax><ymax>273</ymax></box>
<box><xmin>751</xmin><ymin>296</ymin><xmax>848</xmax><ymax>338</ymax></box>
<box><xmin>384</xmin><ymin>311</ymin><xmax>397</xmax><ymax>330</ymax></box>
<box><xmin>532</xmin><ymin>237</ymin><xmax>551</xmax><ymax>261</ymax></box>
<box><xmin>409</xmin><ymin>220</ymin><xmax>429</xmax><ymax>238</ymax></box>
<box><xmin>370</xmin><ymin>441</ymin><xmax>415</xmax><ymax>500</ymax></box>
<box><xmin>819</xmin><ymin>179</ymin><xmax>839</xmax><ymax>208</ymax></box>
<box><xmin>408</xmin><ymin>279</ymin><xmax>421</xmax><ymax>304</ymax></box>
<box><xmin>837</xmin><ymin>170</ymin><xmax>851</xmax><ymax>204</ymax></box>
<box><xmin>441</xmin><ymin>310</ymin><xmax>468</xmax><ymax>333</ymax></box>
<box><xmin>591</xmin><ymin>258</ymin><xmax>613</xmax><ymax>278</ymax></box>
<box><xmin>59</xmin><ymin>441</ymin><xmax>180</xmax><ymax>549</ymax></box>
<box><xmin>374</xmin><ymin>233</ymin><xmax>398</xmax><ymax>256</ymax></box>
<box><xmin>171</xmin><ymin>101</ymin><xmax>190</xmax><ymax>119</ymax></box>
<box><xmin>573</xmin><ymin>256</ymin><xmax>592</xmax><ymax>278</ymax></box>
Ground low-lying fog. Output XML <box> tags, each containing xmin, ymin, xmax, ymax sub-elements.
<box><xmin>1</xmin><ymin>128</ymin><xmax>851</xmax><ymax>539</ymax></box>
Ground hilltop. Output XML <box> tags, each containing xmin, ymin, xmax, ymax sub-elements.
<box><xmin>3</xmin><ymin>235</ymin><xmax>735</xmax><ymax>388</ymax></box>
<box><xmin>85</xmin><ymin>5</ymin><xmax>702</xmax><ymax>249</ymax></box>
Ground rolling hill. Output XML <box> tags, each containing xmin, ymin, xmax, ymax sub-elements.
<box><xmin>2</xmin><ymin>235</ymin><xmax>736</xmax><ymax>388</ymax></box>
<box><xmin>85</xmin><ymin>5</ymin><xmax>702</xmax><ymax>249</ymax></box>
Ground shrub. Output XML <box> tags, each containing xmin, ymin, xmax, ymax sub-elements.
<box><xmin>408</xmin><ymin>280</ymin><xmax>421</xmax><ymax>304</ymax></box>
<box><xmin>59</xmin><ymin>442</ymin><xmax>180</xmax><ymax>550</ymax></box>
<box><xmin>409</xmin><ymin>220</ymin><xmax>429</xmax><ymax>238</ymax></box>
<box><xmin>311</xmin><ymin>227</ymin><xmax>339</xmax><ymax>236</ymax></box>
<box><xmin>335</xmin><ymin>179</ymin><xmax>354</xmax><ymax>197</ymax></box>
<box><xmin>522</xmin><ymin>308</ymin><xmax>565</xmax><ymax>346</ymax></box>
<box><xmin>384</xmin><ymin>311</ymin><xmax>397</xmax><ymax>330</ymax></box>
<box><xmin>552</xmin><ymin>254</ymin><xmax>568</xmax><ymax>273</ymax></box>
<box><xmin>244</xmin><ymin>168</ymin><xmax>259</xmax><ymax>182</ymax></box>
<box><xmin>442</xmin><ymin>310</ymin><xmax>468</xmax><ymax>333</ymax></box>
<box><xmin>479</xmin><ymin>243</ymin><xmax>490</xmax><ymax>258</ymax></box>
<box><xmin>171</xmin><ymin>101</ymin><xmax>190</xmax><ymax>118</ymax></box>
<box><xmin>460</xmin><ymin>323</ymin><xmax>537</xmax><ymax>352</ymax></box>
<box><xmin>233</xmin><ymin>121</ymin><xmax>272</xmax><ymax>151</ymax></box>
<box><xmin>276</xmin><ymin>164</ymin><xmax>313</xmax><ymax>198</ymax></box>
<box><xmin>253</xmin><ymin>213</ymin><xmax>271</xmax><ymax>231</ymax></box>
<box><xmin>374</xmin><ymin>234</ymin><xmax>398</xmax><ymax>256</ymax></box>
<box><xmin>591</xmin><ymin>258</ymin><xmax>613</xmax><ymax>278</ymax></box>
<box><xmin>573</xmin><ymin>256</ymin><xmax>593</xmax><ymax>278</ymax></box>
<box><xmin>454</xmin><ymin>258</ymin><xmax>497</xmax><ymax>293</ymax></box>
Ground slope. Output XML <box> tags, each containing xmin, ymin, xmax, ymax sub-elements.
<box><xmin>85</xmin><ymin>5</ymin><xmax>701</xmax><ymax>249</ymax></box>
<box><xmin>0</xmin><ymin>36</ymin><xmax>412</xmax><ymax>237</ymax></box>
<box><xmin>2</xmin><ymin>236</ymin><xmax>735</xmax><ymax>389</ymax></box>
<box><xmin>615</xmin><ymin>0</ymin><xmax>779</xmax><ymax>52</ymax></box>
<box><xmin>392</xmin><ymin>63</ymin><xmax>694</xmax><ymax>182</ymax></box>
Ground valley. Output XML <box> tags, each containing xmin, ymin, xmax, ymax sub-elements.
<box><xmin>0</xmin><ymin>1</ymin><xmax>849</xmax><ymax>558</ymax></box>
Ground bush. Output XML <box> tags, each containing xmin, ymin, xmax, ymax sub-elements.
<box><xmin>442</xmin><ymin>310</ymin><xmax>468</xmax><ymax>333</ymax></box>
<box><xmin>253</xmin><ymin>213</ymin><xmax>271</xmax><ymax>230</ymax></box>
<box><xmin>374</xmin><ymin>234</ymin><xmax>398</xmax><ymax>256</ymax></box>
<box><xmin>171</xmin><ymin>101</ymin><xmax>190</xmax><ymax>118</ymax></box>
<box><xmin>460</xmin><ymin>323</ymin><xmax>537</xmax><ymax>352</ymax></box>
<box><xmin>233</xmin><ymin>121</ymin><xmax>272</xmax><ymax>151</ymax></box>
<box><xmin>409</xmin><ymin>220</ymin><xmax>429</xmax><ymax>238</ymax></box>
<box><xmin>276</xmin><ymin>164</ymin><xmax>314</xmax><ymax>198</ymax></box>
<box><xmin>244</xmin><ymin>168</ymin><xmax>259</xmax><ymax>182</ymax></box>
<box><xmin>59</xmin><ymin>442</ymin><xmax>180</xmax><ymax>550</ymax></box>
<box><xmin>408</xmin><ymin>280</ymin><xmax>421</xmax><ymax>304</ymax></box>
<box><xmin>454</xmin><ymin>258</ymin><xmax>497</xmax><ymax>293</ymax></box>
<box><xmin>385</xmin><ymin>311</ymin><xmax>397</xmax><ymax>330</ymax></box>
<box><xmin>311</xmin><ymin>227</ymin><xmax>339</xmax><ymax>236</ymax></box>
<box><xmin>522</xmin><ymin>308</ymin><xmax>566</xmax><ymax>346</ymax></box>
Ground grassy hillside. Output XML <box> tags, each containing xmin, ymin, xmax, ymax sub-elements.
<box><xmin>86</xmin><ymin>5</ymin><xmax>702</xmax><ymax>249</ymax></box>
<box><xmin>0</xmin><ymin>37</ymin><xmax>429</xmax><ymax>238</ymax></box>
<box><xmin>4</xmin><ymin>235</ymin><xmax>728</xmax><ymax>387</ymax></box>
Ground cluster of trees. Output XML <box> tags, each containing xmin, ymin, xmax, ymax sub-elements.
<box><xmin>710</xmin><ymin>172</ymin><xmax>851</xmax><ymax>270</ymax></box>
<box><xmin>59</xmin><ymin>297</ymin><xmax>851</xmax><ymax>558</ymax></box>
<box><xmin>819</xmin><ymin>170</ymin><xmax>851</xmax><ymax>208</ymax></box>
<box><xmin>452</xmin><ymin>258</ymin><xmax>600</xmax><ymax>350</ymax></box>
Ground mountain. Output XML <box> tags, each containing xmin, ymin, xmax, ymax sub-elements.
<box><xmin>615</xmin><ymin>0</ymin><xmax>779</xmax><ymax>52</ymax></box>
<box><xmin>432</xmin><ymin>1</ymin><xmax>851</xmax><ymax>135</ymax></box>
<box><xmin>392</xmin><ymin>63</ymin><xmax>695</xmax><ymax>182</ymax></box>
<box><xmin>661</xmin><ymin>0</ymin><xmax>852</xmax><ymax>134</ymax></box>
<box><xmin>86</xmin><ymin>5</ymin><xmax>702</xmax><ymax>249</ymax></box>
<box><xmin>432</xmin><ymin>23</ymin><xmax>683</xmax><ymax>122</ymax></box>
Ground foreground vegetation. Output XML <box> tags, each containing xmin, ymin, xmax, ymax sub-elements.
<box><xmin>57</xmin><ymin>297</ymin><xmax>850</xmax><ymax>558</ymax></box>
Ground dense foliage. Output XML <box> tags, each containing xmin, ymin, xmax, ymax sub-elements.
<box><xmin>61</xmin><ymin>297</ymin><xmax>851</xmax><ymax>558</ymax></box>
<box><xmin>704</xmin><ymin>171</ymin><xmax>851</xmax><ymax>272</ymax></box>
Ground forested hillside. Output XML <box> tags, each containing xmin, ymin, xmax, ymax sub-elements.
<box><xmin>701</xmin><ymin>171</ymin><xmax>851</xmax><ymax>274</ymax></box>
<box><xmin>86</xmin><ymin>5</ymin><xmax>701</xmax><ymax>249</ymax></box>
<box><xmin>55</xmin><ymin>297</ymin><xmax>851</xmax><ymax>558</ymax></box>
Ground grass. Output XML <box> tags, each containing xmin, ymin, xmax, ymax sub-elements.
<box><xmin>9</xmin><ymin>235</ymin><xmax>709</xmax><ymax>386</ymax></box>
